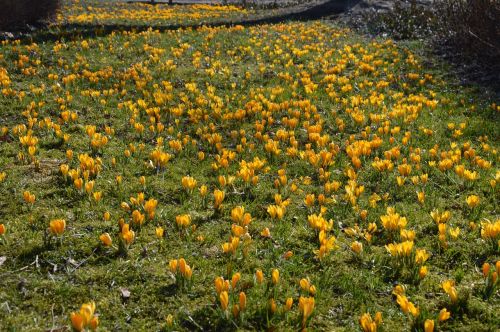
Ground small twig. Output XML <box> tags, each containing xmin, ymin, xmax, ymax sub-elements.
<box><xmin>51</xmin><ymin>303</ymin><xmax>55</xmax><ymax>330</ymax></box>
<box><xmin>468</xmin><ymin>29</ymin><xmax>500</xmax><ymax>53</ymax></box>
<box><xmin>187</xmin><ymin>314</ymin><xmax>203</xmax><ymax>330</ymax></box>
<box><xmin>0</xmin><ymin>257</ymin><xmax>39</xmax><ymax>278</ymax></box>
<box><xmin>0</xmin><ymin>302</ymin><xmax>11</xmax><ymax>314</ymax></box>
<box><xmin>68</xmin><ymin>248</ymin><xmax>98</xmax><ymax>273</ymax></box>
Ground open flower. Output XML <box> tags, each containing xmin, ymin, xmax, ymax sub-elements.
<box><xmin>466</xmin><ymin>195</ymin><xmax>480</xmax><ymax>208</ymax></box>
<box><xmin>351</xmin><ymin>241</ymin><xmax>363</xmax><ymax>254</ymax></box>
<box><xmin>70</xmin><ymin>301</ymin><xmax>98</xmax><ymax>331</ymax></box>
<box><xmin>438</xmin><ymin>308</ymin><xmax>451</xmax><ymax>322</ymax></box>
<box><xmin>181</xmin><ymin>176</ymin><xmax>197</xmax><ymax>192</ymax></box>
<box><xmin>175</xmin><ymin>214</ymin><xmax>191</xmax><ymax>228</ymax></box>
<box><xmin>49</xmin><ymin>219</ymin><xmax>66</xmax><ymax>236</ymax></box>
<box><xmin>23</xmin><ymin>191</ymin><xmax>36</xmax><ymax>204</ymax></box>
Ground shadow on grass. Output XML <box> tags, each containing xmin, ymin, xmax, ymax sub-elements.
<box><xmin>157</xmin><ymin>283</ymin><xmax>178</xmax><ymax>299</ymax></box>
<box><xmin>179</xmin><ymin>303</ymin><xmax>235</xmax><ymax>331</ymax></box>
<box><xmin>14</xmin><ymin>244</ymin><xmax>47</xmax><ymax>266</ymax></box>
<box><xmin>126</xmin><ymin>0</ymin><xmax>217</xmax><ymax>5</ymax></box>
<box><xmin>1</xmin><ymin>0</ymin><xmax>361</xmax><ymax>44</ymax></box>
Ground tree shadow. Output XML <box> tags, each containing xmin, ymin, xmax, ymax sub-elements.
<box><xmin>14</xmin><ymin>244</ymin><xmax>48</xmax><ymax>266</ymax></box>
<box><xmin>157</xmin><ymin>283</ymin><xmax>178</xmax><ymax>299</ymax></box>
<box><xmin>126</xmin><ymin>0</ymin><xmax>214</xmax><ymax>5</ymax></box>
<box><xmin>178</xmin><ymin>303</ymin><xmax>232</xmax><ymax>331</ymax></box>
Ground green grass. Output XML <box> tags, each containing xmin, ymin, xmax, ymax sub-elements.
<box><xmin>0</xmin><ymin>6</ymin><xmax>499</xmax><ymax>331</ymax></box>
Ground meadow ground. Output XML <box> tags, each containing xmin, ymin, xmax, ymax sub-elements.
<box><xmin>0</xmin><ymin>1</ymin><xmax>499</xmax><ymax>331</ymax></box>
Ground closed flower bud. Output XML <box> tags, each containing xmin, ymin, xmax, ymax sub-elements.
<box><xmin>419</xmin><ymin>266</ymin><xmax>428</xmax><ymax>279</ymax></box>
<box><xmin>169</xmin><ymin>259</ymin><xmax>178</xmax><ymax>273</ymax></box>
<box><xmin>268</xmin><ymin>298</ymin><xmax>276</xmax><ymax>313</ymax></box>
<box><xmin>482</xmin><ymin>262</ymin><xmax>490</xmax><ymax>278</ymax></box>
<box><xmin>271</xmin><ymin>269</ymin><xmax>279</xmax><ymax>285</ymax></box>
<box><xmin>165</xmin><ymin>314</ymin><xmax>174</xmax><ymax>327</ymax></box>
<box><xmin>239</xmin><ymin>292</ymin><xmax>247</xmax><ymax>311</ymax></box>
<box><xmin>255</xmin><ymin>269</ymin><xmax>264</xmax><ymax>284</ymax></box>
<box><xmin>231</xmin><ymin>273</ymin><xmax>241</xmax><ymax>289</ymax></box>
<box><xmin>285</xmin><ymin>297</ymin><xmax>293</xmax><ymax>311</ymax></box>
<box><xmin>424</xmin><ymin>319</ymin><xmax>434</xmax><ymax>332</ymax></box>
<box><xmin>99</xmin><ymin>233</ymin><xmax>112</xmax><ymax>246</ymax></box>
<box><xmin>232</xmin><ymin>304</ymin><xmax>239</xmax><ymax>317</ymax></box>
<box><xmin>219</xmin><ymin>291</ymin><xmax>229</xmax><ymax>311</ymax></box>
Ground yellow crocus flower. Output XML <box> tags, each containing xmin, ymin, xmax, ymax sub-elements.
<box><xmin>49</xmin><ymin>219</ymin><xmax>66</xmax><ymax>236</ymax></box>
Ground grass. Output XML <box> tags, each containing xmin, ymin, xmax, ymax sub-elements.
<box><xmin>0</xmin><ymin>1</ymin><xmax>499</xmax><ymax>331</ymax></box>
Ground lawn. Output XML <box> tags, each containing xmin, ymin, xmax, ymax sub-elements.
<box><xmin>0</xmin><ymin>1</ymin><xmax>498</xmax><ymax>331</ymax></box>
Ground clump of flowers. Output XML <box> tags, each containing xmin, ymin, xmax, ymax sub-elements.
<box><xmin>214</xmin><ymin>273</ymin><xmax>247</xmax><ymax>320</ymax></box>
<box><xmin>359</xmin><ymin>312</ymin><xmax>382</xmax><ymax>332</ymax></box>
<box><xmin>181</xmin><ymin>175</ymin><xmax>197</xmax><ymax>195</ymax></box>
<box><xmin>480</xmin><ymin>261</ymin><xmax>499</xmax><ymax>299</ymax></box>
<box><xmin>298</xmin><ymin>296</ymin><xmax>315</xmax><ymax>329</ymax></box>
<box><xmin>23</xmin><ymin>190</ymin><xmax>36</xmax><ymax>206</ymax></box>
<box><xmin>393</xmin><ymin>285</ymin><xmax>450</xmax><ymax>331</ymax></box>
<box><xmin>442</xmin><ymin>280</ymin><xmax>458</xmax><ymax>304</ymax></box>
<box><xmin>169</xmin><ymin>258</ymin><xmax>193</xmax><ymax>290</ymax></box>
<box><xmin>175</xmin><ymin>214</ymin><xmax>191</xmax><ymax>232</ymax></box>
<box><xmin>441</xmin><ymin>279</ymin><xmax>468</xmax><ymax>314</ymax></box>
<box><xmin>381</xmin><ymin>207</ymin><xmax>407</xmax><ymax>234</ymax></box>
<box><xmin>480</xmin><ymin>219</ymin><xmax>500</xmax><ymax>251</ymax></box>
<box><xmin>385</xmin><ymin>241</ymin><xmax>430</xmax><ymax>282</ymax></box>
<box><xmin>231</xmin><ymin>206</ymin><xmax>252</xmax><ymax>227</ymax></box>
<box><xmin>430</xmin><ymin>209</ymin><xmax>451</xmax><ymax>225</ymax></box>
<box><xmin>394</xmin><ymin>296</ymin><xmax>451</xmax><ymax>332</ymax></box>
<box><xmin>121</xmin><ymin>192</ymin><xmax>158</xmax><ymax>228</ymax></box>
<box><xmin>118</xmin><ymin>223</ymin><xmax>135</xmax><ymax>256</ymax></box>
